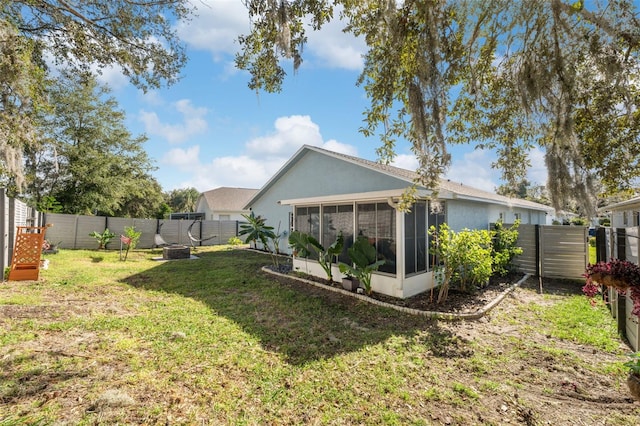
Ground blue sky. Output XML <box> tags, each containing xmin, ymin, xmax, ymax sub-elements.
<box><xmin>96</xmin><ymin>0</ymin><xmax>547</xmax><ymax>193</ymax></box>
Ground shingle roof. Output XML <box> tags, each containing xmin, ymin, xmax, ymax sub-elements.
<box><xmin>246</xmin><ymin>144</ymin><xmax>553</xmax><ymax>212</ymax></box>
<box><xmin>199</xmin><ymin>187</ymin><xmax>258</xmax><ymax>212</ymax></box>
<box><xmin>306</xmin><ymin>145</ymin><xmax>553</xmax><ymax>211</ymax></box>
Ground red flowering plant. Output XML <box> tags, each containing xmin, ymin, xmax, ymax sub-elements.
<box><xmin>583</xmin><ymin>259</ymin><xmax>640</xmax><ymax>316</ymax></box>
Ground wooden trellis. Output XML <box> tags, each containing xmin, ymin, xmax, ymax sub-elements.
<box><xmin>8</xmin><ymin>226</ymin><xmax>47</xmax><ymax>281</ymax></box>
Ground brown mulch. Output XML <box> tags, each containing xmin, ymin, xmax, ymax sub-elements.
<box><xmin>274</xmin><ymin>267</ymin><xmax>533</xmax><ymax>314</ymax></box>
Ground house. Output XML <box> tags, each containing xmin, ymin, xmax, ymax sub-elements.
<box><xmin>244</xmin><ymin>145</ymin><xmax>553</xmax><ymax>299</ymax></box>
<box><xmin>600</xmin><ymin>196</ymin><xmax>640</xmax><ymax>228</ymax></box>
<box><xmin>195</xmin><ymin>187</ymin><xmax>258</xmax><ymax>221</ymax></box>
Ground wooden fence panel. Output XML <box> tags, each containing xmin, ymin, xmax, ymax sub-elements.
<box><xmin>512</xmin><ymin>224</ymin><xmax>537</xmax><ymax>276</ymax></box>
<box><xmin>539</xmin><ymin>226</ymin><xmax>588</xmax><ymax>279</ymax></box>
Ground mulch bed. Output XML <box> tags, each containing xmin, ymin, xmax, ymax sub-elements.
<box><xmin>267</xmin><ymin>264</ymin><xmax>525</xmax><ymax>314</ymax></box>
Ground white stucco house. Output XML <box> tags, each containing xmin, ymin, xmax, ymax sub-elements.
<box><xmin>601</xmin><ymin>196</ymin><xmax>640</xmax><ymax>228</ymax></box>
<box><xmin>245</xmin><ymin>145</ymin><xmax>553</xmax><ymax>299</ymax></box>
<box><xmin>195</xmin><ymin>187</ymin><xmax>258</xmax><ymax>221</ymax></box>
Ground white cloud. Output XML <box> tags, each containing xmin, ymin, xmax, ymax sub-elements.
<box><xmin>304</xmin><ymin>13</ymin><xmax>366</xmax><ymax>70</ymax></box>
<box><xmin>246</xmin><ymin>115</ymin><xmax>323</xmax><ymax>156</ymax></box>
<box><xmin>162</xmin><ymin>145</ymin><xmax>201</xmax><ymax>169</ymax></box>
<box><xmin>162</xmin><ymin>115</ymin><xmax>358</xmax><ymax>191</ymax></box>
<box><xmin>526</xmin><ymin>147</ymin><xmax>547</xmax><ymax>186</ymax></box>
<box><xmin>139</xmin><ymin>99</ymin><xmax>208</xmax><ymax>144</ymax></box>
<box><xmin>323</xmin><ymin>140</ymin><xmax>358</xmax><ymax>156</ymax></box>
<box><xmin>178</xmin><ymin>1</ymin><xmax>365</xmax><ymax>71</ymax></box>
<box><xmin>445</xmin><ymin>149</ymin><xmax>499</xmax><ymax>193</ymax></box>
<box><xmin>176</xmin><ymin>0</ymin><xmax>250</xmax><ymax>59</ymax></box>
<box><xmin>391</xmin><ymin>154</ymin><xmax>419</xmax><ymax>171</ymax></box>
<box><xmin>93</xmin><ymin>65</ymin><xmax>129</xmax><ymax>90</ymax></box>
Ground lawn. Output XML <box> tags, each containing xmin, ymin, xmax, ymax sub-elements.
<box><xmin>1</xmin><ymin>246</ymin><xmax>638</xmax><ymax>425</ymax></box>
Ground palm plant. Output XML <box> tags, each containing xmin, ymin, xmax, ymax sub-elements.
<box><xmin>289</xmin><ymin>231</ymin><xmax>344</xmax><ymax>282</ymax></box>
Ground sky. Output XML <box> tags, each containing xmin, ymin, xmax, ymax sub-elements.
<box><xmin>97</xmin><ymin>0</ymin><xmax>548</xmax><ymax>194</ymax></box>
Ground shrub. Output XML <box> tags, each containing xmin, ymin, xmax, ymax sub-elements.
<box><xmin>429</xmin><ymin>224</ymin><xmax>493</xmax><ymax>302</ymax></box>
<box><xmin>89</xmin><ymin>228</ymin><xmax>116</xmax><ymax>249</ymax></box>
<box><xmin>227</xmin><ymin>236</ymin><xmax>243</xmax><ymax>246</ymax></box>
<box><xmin>123</xmin><ymin>226</ymin><xmax>141</xmax><ymax>250</ymax></box>
<box><xmin>492</xmin><ymin>220</ymin><xmax>523</xmax><ymax>277</ymax></box>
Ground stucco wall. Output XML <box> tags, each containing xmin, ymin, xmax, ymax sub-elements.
<box><xmin>248</xmin><ymin>150</ymin><xmax>411</xmax><ymax>253</ymax></box>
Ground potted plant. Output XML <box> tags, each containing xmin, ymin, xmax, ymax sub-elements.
<box><xmin>624</xmin><ymin>352</ymin><xmax>640</xmax><ymax>401</ymax></box>
<box><xmin>339</xmin><ymin>268</ymin><xmax>360</xmax><ymax>291</ymax></box>
<box><xmin>339</xmin><ymin>236</ymin><xmax>385</xmax><ymax>295</ymax></box>
<box><xmin>583</xmin><ymin>259</ymin><xmax>640</xmax><ymax>316</ymax></box>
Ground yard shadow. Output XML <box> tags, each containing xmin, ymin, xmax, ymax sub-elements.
<box><xmin>120</xmin><ymin>249</ymin><xmax>469</xmax><ymax>365</ymax></box>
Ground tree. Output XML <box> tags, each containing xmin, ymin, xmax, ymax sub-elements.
<box><xmin>236</xmin><ymin>1</ymin><xmax>640</xmax><ymax>216</ymax></box>
<box><xmin>26</xmin><ymin>72</ymin><xmax>163</xmax><ymax>216</ymax></box>
<box><xmin>1</xmin><ymin>1</ymin><xmax>193</xmax><ymax>187</ymax></box>
<box><xmin>0</xmin><ymin>19</ymin><xmax>48</xmax><ymax>191</ymax></box>
<box><xmin>3</xmin><ymin>1</ymin><xmax>190</xmax><ymax>91</ymax></box>
<box><xmin>165</xmin><ymin>187</ymin><xmax>200</xmax><ymax>213</ymax></box>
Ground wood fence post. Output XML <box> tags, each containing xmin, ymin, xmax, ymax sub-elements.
<box><xmin>535</xmin><ymin>224</ymin><xmax>541</xmax><ymax>277</ymax></box>
<box><xmin>595</xmin><ymin>227</ymin><xmax>607</xmax><ymax>263</ymax></box>
<box><xmin>617</xmin><ymin>228</ymin><xmax>627</xmax><ymax>261</ymax></box>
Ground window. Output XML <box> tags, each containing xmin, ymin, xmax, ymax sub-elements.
<box><xmin>404</xmin><ymin>200</ymin><xmax>427</xmax><ymax>275</ymax></box>
<box><xmin>322</xmin><ymin>205</ymin><xmax>354</xmax><ymax>263</ymax></box>
<box><xmin>624</xmin><ymin>211</ymin><xmax>629</xmax><ymax>226</ymax></box>
<box><xmin>295</xmin><ymin>206</ymin><xmax>320</xmax><ymax>240</ymax></box>
<box><xmin>634</xmin><ymin>211</ymin><xmax>640</xmax><ymax>227</ymax></box>
<box><xmin>514</xmin><ymin>213</ymin><xmax>521</xmax><ymax>221</ymax></box>
<box><xmin>219</xmin><ymin>214</ymin><xmax>230</xmax><ymax>221</ymax></box>
<box><xmin>356</xmin><ymin>202</ymin><xmax>396</xmax><ymax>274</ymax></box>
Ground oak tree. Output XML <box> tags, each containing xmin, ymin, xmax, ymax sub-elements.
<box><xmin>236</xmin><ymin>0</ymin><xmax>640</xmax><ymax>215</ymax></box>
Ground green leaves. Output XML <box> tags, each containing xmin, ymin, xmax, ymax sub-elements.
<box><xmin>236</xmin><ymin>1</ymin><xmax>640</xmax><ymax>216</ymax></box>
<box><xmin>239</xmin><ymin>212</ymin><xmax>276</xmax><ymax>249</ymax></box>
<box><xmin>339</xmin><ymin>236</ymin><xmax>385</xmax><ymax>295</ymax></box>
<box><xmin>89</xmin><ymin>228</ymin><xmax>117</xmax><ymax>250</ymax></box>
<box><xmin>289</xmin><ymin>231</ymin><xmax>344</xmax><ymax>282</ymax></box>
<box><xmin>429</xmin><ymin>224</ymin><xmax>495</xmax><ymax>302</ymax></box>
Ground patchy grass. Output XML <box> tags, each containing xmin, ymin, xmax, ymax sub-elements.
<box><xmin>0</xmin><ymin>247</ymin><xmax>638</xmax><ymax>425</ymax></box>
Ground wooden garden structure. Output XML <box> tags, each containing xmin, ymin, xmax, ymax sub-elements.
<box><xmin>8</xmin><ymin>226</ymin><xmax>47</xmax><ymax>281</ymax></box>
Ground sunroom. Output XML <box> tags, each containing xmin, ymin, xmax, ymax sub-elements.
<box><xmin>280</xmin><ymin>190</ymin><xmax>446</xmax><ymax>299</ymax></box>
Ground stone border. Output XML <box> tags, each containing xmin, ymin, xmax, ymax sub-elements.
<box><xmin>262</xmin><ymin>266</ymin><xmax>531</xmax><ymax>320</ymax></box>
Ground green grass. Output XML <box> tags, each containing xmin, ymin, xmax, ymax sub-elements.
<box><xmin>0</xmin><ymin>247</ymin><xmax>637</xmax><ymax>424</ymax></box>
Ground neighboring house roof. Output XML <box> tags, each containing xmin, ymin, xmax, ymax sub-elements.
<box><xmin>198</xmin><ymin>187</ymin><xmax>258</xmax><ymax>212</ymax></box>
<box><xmin>600</xmin><ymin>196</ymin><xmax>640</xmax><ymax>212</ymax></box>
<box><xmin>245</xmin><ymin>144</ymin><xmax>553</xmax><ymax>212</ymax></box>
